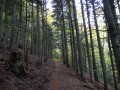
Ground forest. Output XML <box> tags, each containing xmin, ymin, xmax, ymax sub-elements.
<box><xmin>0</xmin><ymin>0</ymin><xmax>120</xmax><ymax>90</ymax></box>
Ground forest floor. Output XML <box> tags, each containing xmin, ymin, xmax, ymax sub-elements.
<box><xmin>0</xmin><ymin>49</ymin><xmax>55</xmax><ymax>90</ymax></box>
<box><xmin>0</xmin><ymin>49</ymin><xmax>114</xmax><ymax>90</ymax></box>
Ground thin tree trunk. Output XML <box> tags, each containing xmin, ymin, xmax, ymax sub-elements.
<box><xmin>31</xmin><ymin>0</ymin><xmax>34</xmax><ymax>54</ymax></box>
<box><xmin>108</xmin><ymin>36</ymin><xmax>118</xmax><ymax>90</ymax></box>
<box><xmin>0</xmin><ymin>1</ymin><xmax>2</xmax><ymax>38</ymax></box>
<box><xmin>83</xmin><ymin>0</ymin><xmax>93</xmax><ymax>82</ymax></box>
<box><xmin>72</xmin><ymin>0</ymin><xmax>84</xmax><ymax>80</ymax></box>
<box><xmin>92</xmin><ymin>0</ymin><xmax>108</xmax><ymax>89</ymax></box>
<box><xmin>10</xmin><ymin>0</ymin><xmax>16</xmax><ymax>50</ymax></box>
<box><xmin>67</xmin><ymin>0</ymin><xmax>78</xmax><ymax>70</ymax></box>
<box><xmin>88</xmin><ymin>0</ymin><xmax>99</xmax><ymax>82</ymax></box>
<box><xmin>60</xmin><ymin>0</ymin><xmax>69</xmax><ymax>67</ymax></box>
<box><xmin>4</xmin><ymin>2</ymin><xmax>8</xmax><ymax>49</ymax></box>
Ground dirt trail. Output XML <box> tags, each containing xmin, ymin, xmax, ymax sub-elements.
<box><xmin>43</xmin><ymin>60</ymin><xmax>89</xmax><ymax>90</ymax></box>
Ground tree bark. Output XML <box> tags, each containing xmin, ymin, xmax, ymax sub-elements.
<box><xmin>92</xmin><ymin>0</ymin><xmax>108</xmax><ymax>89</ymax></box>
<box><xmin>103</xmin><ymin>0</ymin><xmax>120</xmax><ymax>81</ymax></box>
<box><xmin>72</xmin><ymin>0</ymin><xmax>84</xmax><ymax>80</ymax></box>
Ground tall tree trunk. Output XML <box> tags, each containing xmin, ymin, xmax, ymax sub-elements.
<box><xmin>92</xmin><ymin>0</ymin><xmax>108</xmax><ymax>89</ymax></box>
<box><xmin>10</xmin><ymin>0</ymin><xmax>16</xmax><ymax>50</ymax></box>
<box><xmin>19</xmin><ymin>0</ymin><xmax>23</xmax><ymax>46</ymax></box>
<box><xmin>4</xmin><ymin>1</ymin><xmax>8</xmax><ymax>49</ymax></box>
<box><xmin>86</xmin><ymin>0</ymin><xmax>99</xmax><ymax>82</ymax></box>
<box><xmin>0</xmin><ymin>1</ymin><xmax>1</xmax><ymax>37</ymax></box>
<box><xmin>36</xmin><ymin>0</ymin><xmax>41</xmax><ymax>56</ymax></box>
<box><xmin>44</xmin><ymin>0</ymin><xmax>48</xmax><ymax>62</ymax></box>
<box><xmin>60</xmin><ymin>0</ymin><xmax>69</xmax><ymax>67</ymax></box>
<box><xmin>103</xmin><ymin>0</ymin><xmax>120</xmax><ymax>81</ymax></box>
<box><xmin>84</xmin><ymin>0</ymin><xmax>93</xmax><ymax>82</ymax></box>
<box><xmin>108</xmin><ymin>35</ymin><xmax>118</xmax><ymax>90</ymax></box>
<box><xmin>67</xmin><ymin>0</ymin><xmax>78</xmax><ymax>71</ymax></box>
<box><xmin>72</xmin><ymin>0</ymin><xmax>84</xmax><ymax>80</ymax></box>
<box><xmin>70</xmin><ymin>30</ymin><xmax>74</xmax><ymax>67</ymax></box>
<box><xmin>109</xmin><ymin>0</ymin><xmax>120</xmax><ymax>41</ymax></box>
<box><xmin>31</xmin><ymin>0</ymin><xmax>34</xmax><ymax>54</ymax></box>
<box><xmin>60</xmin><ymin>21</ymin><xmax>66</xmax><ymax>64</ymax></box>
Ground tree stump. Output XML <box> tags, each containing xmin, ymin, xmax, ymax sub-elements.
<box><xmin>9</xmin><ymin>51</ymin><xmax>26</xmax><ymax>76</ymax></box>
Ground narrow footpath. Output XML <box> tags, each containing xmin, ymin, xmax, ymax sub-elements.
<box><xmin>43</xmin><ymin>60</ymin><xmax>91</xmax><ymax>90</ymax></box>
